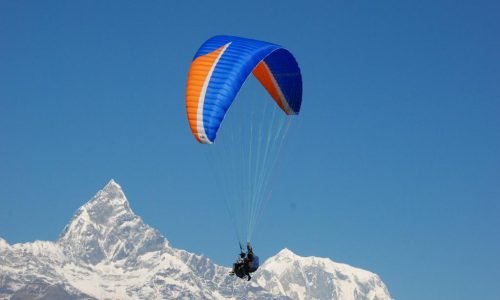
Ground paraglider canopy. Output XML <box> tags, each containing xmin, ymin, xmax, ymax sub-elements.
<box><xmin>186</xmin><ymin>35</ymin><xmax>302</xmax><ymax>144</ymax></box>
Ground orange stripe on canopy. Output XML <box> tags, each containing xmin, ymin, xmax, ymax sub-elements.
<box><xmin>186</xmin><ymin>45</ymin><xmax>227</xmax><ymax>142</ymax></box>
<box><xmin>252</xmin><ymin>61</ymin><xmax>286</xmax><ymax>112</ymax></box>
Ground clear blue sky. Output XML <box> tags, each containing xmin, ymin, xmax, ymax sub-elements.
<box><xmin>1</xmin><ymin>1</ymin><xmax>499</xmax><ymax>299</ymax></box>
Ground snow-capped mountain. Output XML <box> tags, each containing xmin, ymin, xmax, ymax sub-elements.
<box><xmin>254</xmin><ymin>249</ymin><xmax>390</xmax><ymax>300</ymax></box>
<box><xmin>0</xmin><ymin>180</ymin><xmax>392</xmax><ymax>300</ymax></box>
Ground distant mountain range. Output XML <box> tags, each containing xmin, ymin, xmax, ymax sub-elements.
<box><xmin>0</xmin><ymin>180</ymin><xmax>392</xmax><ymax>300</ymax></box>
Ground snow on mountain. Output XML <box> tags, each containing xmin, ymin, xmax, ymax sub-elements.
<box><xmin>0</xmin><ymin>180</ymin><xmax>392</xmax><ymax>300</ymax></box>
<box><xmin>58</xmin><ymin>179</ymin><xmax>166</xmax><ymax>265</ymax></box>
<box><xmin>254</xmin><ymin>249</ymin><xmax>391</xmax><ymax>300</ymax></box>
<box><xmin>0</xmin><ymin>238</ymin><xmax>9</xmax><ymax>250</ymax></box>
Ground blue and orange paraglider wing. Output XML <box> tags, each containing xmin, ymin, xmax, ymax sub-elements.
<box><xmin>185</xmin><ymin>35</ymin><xmax>302</xmax><ymax>144</ymax></box>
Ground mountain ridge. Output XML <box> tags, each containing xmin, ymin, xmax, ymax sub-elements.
<box><xmin>0</xmin><ymin>180</ymin><xmax>392</xmax><ymax>300</ymax></box>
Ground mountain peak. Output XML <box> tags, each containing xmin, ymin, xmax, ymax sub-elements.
<box><xmin>94</xmin><ymin>178</ymin><xmax>127</xmax><ymax>206</ymax></box>
<box><xmin>63</xmin><ymin>179</ymin><xmax>131</xmax><ymax>231</ymax></box>
<box><xmin>58</xmin><ymin>180</ymin><xmax>166</xmax><ymax>264</ymax></box>
<box><xmin>103</xmin><ymin>178</ymin><xmax>121</xmax><ymax>191</ymax></box>
<box><xmin>277</xmin><ymin>248</ymin><xmax>296</xmax><ymax>257</ymax></box>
